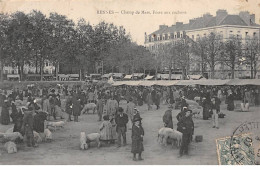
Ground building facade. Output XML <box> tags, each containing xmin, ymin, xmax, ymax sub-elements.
<box><xmin>144</xmin><ymin>10</ymin><xmax>260</xmax><ymax>79</ymax></box>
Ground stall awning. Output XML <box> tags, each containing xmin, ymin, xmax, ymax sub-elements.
<box><xmin>139</xmin><ymin>81</ymin><xmax>156</xmax><ymax>86</ymax></box>
<box><xmin>68</xmin><ymin>74</ymin><xmax>79</xmax><ymax>78</ymax></box>
<box><xmin>58</xmin><ymin>74</ymin><xmax>69</xmax><ymax>78</ymax></box>
<box><xmin>144</xmin><ymin>75</ymin><xmax>154</xmax><ymax>80</ymax></box>
<box><xmin>188</xmin><ymin>75</ymin><xmax>203</xmax><ymax>80</ymax></box>
<box><xmin>133</xmin><ymin>73</ymin><xmax>144</xmax><ymax>77</ymax></box>
<box><xmin>226</xmin><ymin>79</ymin><xmax>260</xmax><ymax>85</ymax></box>
<box><xmin>7</xmin><ymin>74</ymin><xmax>20</xmax><ymax>78</ymax></box>
<box><xmin>155</xmin><ymin>80</ymin><xmax>180</xmax><ymax>86</ymax></box>
<box><xmin>102</xmin><ymin>73</ymin><xmax>113</xmax><ymax>78</ymax></box>
<box><xmin>113</xmin><ymin>73</ymin><xmax>124</xmax><ymax>78</ymax></box>
<box><xmin>124</xmin><ymin>75</ymin><xmax>133</xmax><ymax>79</ymax></box>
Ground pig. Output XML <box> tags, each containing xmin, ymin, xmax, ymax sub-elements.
<box><xmin>33</xmin><ymin>131</ymin><xmax>43</xmax><ymax>143</ymax></box>
<box><xmin>158</xmin><ymin>127</ymin><xmax>174</xmax><ymax>146</ymax></box>
<box><xmin>1</xmin><ymin>132</ymin><xmax>23</xmax><ymax>142</ymax></box>
<box><xmin>44</xmin><ymin>129</ymin><xmax>53</xmax><ymax>141</ymax></box>
<box><xmin>81</xmin><ymin>103</ymin><xmax>97</xmax><ymax>115</ymax></box>
<box><xmin>80</xmin><ymin>132</ymin><xmax>88</xmax><ymax>150</ymax></box>
<box><xmin>86</xmin><ymin>133</ymin><xmax>101</xmax><ymax>148</ymax></box>
<box><xmin>46</xmin><ymin>121</ymin><xmax>65</xmax><ymax>131</ymax></box>
<box><xmin>4</xmin><ymin>141</ymin><xmax>17</xmax><ymax>154</ymax></box>
<box><xmin>5</xmin><ymin>127</ymin><xmax>14</xmax><ymax>134</ymax></box>
<box><xmin>167</xmin><ymin>129</ymin><xmax>183</xmax><ymax>148</ymax></box>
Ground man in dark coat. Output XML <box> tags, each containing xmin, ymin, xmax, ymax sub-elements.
<box><xmin>177</xmin><ymin>109</ymin><xmax>194</xmax><ymax>157</ymax></box>
<box><xmin>115</xmin><ymin>107</ymin><xmax>128</xmax><ymax>148</ymax></box>
<box><xmin>163</xmin><ymin>105</ymin><xmax>174</xmax><ymax>129</ymax></box>
<box><xmin>1</xmin><ymin>100</ymin><xmax>10</xmax><ymax>125</ymax></box>
<box><xmin>131</xmin><ymin>115</ymin><xmax>144</xmax><ymax>161</ymax></box>
<box><xmin>33</xmin><ymin>111</ymin><xmax>47</xmax><ymax>133</ymax></box>
<box><xmin>66</xmin><ymin>93</ymin><xmax>73</xmax><ymax>121</ymax></box>
<box><xmin>72</xmin><ymin>96</ymin><xmax>81</xmax><ymax>122</ymax></box>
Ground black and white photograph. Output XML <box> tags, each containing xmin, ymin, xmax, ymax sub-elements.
<box><xmin>0</xmin><ymin>0</ymin><xmax>260</xmax><ymax>165</ymax></box>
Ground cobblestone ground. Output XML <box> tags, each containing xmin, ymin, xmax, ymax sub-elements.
<box><xmin>0</xmin><ymin>100</ymin><xmax>259</xmax><ymax>165</ymax></box>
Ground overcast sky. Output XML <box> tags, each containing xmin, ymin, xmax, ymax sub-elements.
<box><xmin>1</xmin><ymin>0</ymin><xmax>259</xmax><ymax>45</ymax></box>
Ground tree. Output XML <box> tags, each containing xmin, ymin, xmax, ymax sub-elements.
<box><xmin>202</xmin><ymin>32</ymin><xmax>223</xmax><ymax>79</ymax></box>
<box><xmin>244</xmin><ymin>36</ymin><xmax>259</xmax><ymax>79</ymax></box>
<box><xmin>7</xmin><ymin>12</ymin><xmax>34</xmax><ymax>81</ymax></box>
<box><xmin>222</xmin><ymin>36</ymin><xmax>242</xmax><ymax>79</ymax></box>
<box><xmin>0</xmin><ymin>13</ymin><xmax>10</xmax><ymax>81</ymax></box>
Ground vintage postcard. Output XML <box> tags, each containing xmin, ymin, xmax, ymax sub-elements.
<box><xmin>0</xmin><ymin>0</ymin><xmax>260</xmax><ymax>165</ymax></box>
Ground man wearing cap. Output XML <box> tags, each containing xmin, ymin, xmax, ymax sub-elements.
<box><xmin>177</xmin><ymin>109</ymin><xmax>194</xmax><ymax>157</ymax></box>
<box><xmin>163</xmin><ymin>105</ymin><xmax>174</xmax><ymax>129</ymax></box>
<box><xmin>115</xmin><ymin>107</ymin><xmax>129</xmax><ymax>148</ymax></box>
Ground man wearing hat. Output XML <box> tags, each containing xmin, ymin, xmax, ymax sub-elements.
<box><xmin>163</xmin><ymin>104</ymin><xmax>174</xmax><ymax>129</ymax></box>
<box><xmin>177</xmin><ymin>109</ymin><xmax>194</xmax><ymax>157</ymax></box>
<box><xmin>115</xmin><ymin>107</ymin><xmax>129</xmax><ymax>148</ymax></box>
<box><xmin>131</xmin><ymin>115</ymin><xmax>144</xmax><ymax>161</ymax></box>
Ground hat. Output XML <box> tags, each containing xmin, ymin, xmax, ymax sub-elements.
<box><xmin>133</xmin><ymin>115</ymin><xmax>142</xmax><ymax>122</ymax></box>
<box><xmin>118</xmin><ymin>107</ymin><xmax>124</xmax><ymax>112</ymax></box>
<box><xmin>168</xmin><ymin>104</ymin><xmax>173</xmax><ymax>109</ymax></box>
<box><xmin>103</xmin><ymin>115</ymin><xmax>109</xmax><ymax>121</ymax></box>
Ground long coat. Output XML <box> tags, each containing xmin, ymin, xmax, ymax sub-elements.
<box><xmin>96</xmin><ymin>99</ymin><xmax>104</xmax><ymax>115</ymax></box>
<box><xmin>126</xmin><ymin>101</ymin><xmax>135</xmax><ymax>121</ymax></box>
<box><xmin>72</xmin><ymin>99</ymin><xmax>81</xmax><ymax>116</ymax></box>
<box><xmin>131</xmin><ymin>125</ymin><xmax>144</xmax><ymax>154</ymax></box>
<box><xmin>99</xmin><ymin>120</ymin><xmax>113</xmax><ymax>140</ymax></box>
<box><xmin>0</xmin><ymin>102</ymin><xmax>10</xmax><ymax>125</ymax></box>
<box><xmin>163</xmin><ymin>109</ymin><xmax>173</xmax><ymax>129</ymax></box>
<box><xmin>42</xmin><ymin>99</ymin><xmax>51</xmax><ymax>114</ymax></box>
<box><xmin>106</xmin><ymin>99</ymin><xmax>118</xmax><ymax>116</ymax></box>
<box><xmin>146</xmin><ymin>93</ymin><xmax>153</xmax><ymax>105</ymax></box>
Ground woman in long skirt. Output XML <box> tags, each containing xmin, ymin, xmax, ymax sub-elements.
<box><xmin>131</xmin><ymin>116</ymin><xmax>144</xmax><ymax>161</ymax></box>
<box><xmin>1</xmin><ymin>100</ymin><xmax>10</xmax><ymax>125</ymax></box>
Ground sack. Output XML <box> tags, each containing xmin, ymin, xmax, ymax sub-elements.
<box><xmin>195</xmin><ymin>135</ymin><xmax>203</xmax><ymax>142</ymax></box>
<box><xmin>218</xmin><ymin>112</ymin><xmax>226</xmax><ymax>118</ymax></box>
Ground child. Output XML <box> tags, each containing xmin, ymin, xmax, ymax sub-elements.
<box><xmin>99</xmin><ymin>115</ymin><xmax>113</xmax><ymax>144</ymax></box>
<box><xmin>131</xmin><ymin>115</ymin><xmax>144</xmax><ymax>161</ymax></box>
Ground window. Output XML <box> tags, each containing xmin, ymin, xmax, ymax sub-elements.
<box><xmin>175</xmin><ymin>35</ymin><xmax>177</xmax><ymax>39</ymax></box>
<box><xmin>204</xmin><ymin>33</ymin><xmax>206</xmax><ymax>37</ymax></box>
<box><xmin>46</xmin><ymin>62</ymin><xmax>49</xmax><ymax>67</ymax></box>
<box><xmin>192</xmin><ymin>35</ymin><xmax>194</xmax><ymax>39</ymax></box>
<box><xmin>253</xmin><ymin>32</ymin><xmax>257</xmax><ymax>37</ymax></box>
<box><xmin>180</xmin><ymin>34</ymin><xmax>182</xmax><ymax>38</ymax></box>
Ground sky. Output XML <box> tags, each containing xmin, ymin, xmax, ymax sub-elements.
<box><xmin>0</xmin><ymin>0</ymin><xmax>259</xmax><ymax>45</ymax></box>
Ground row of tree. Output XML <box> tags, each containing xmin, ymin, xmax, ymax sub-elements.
<box><xmin>0</xmin><ymin>10</ymin><xmax>155</xmax><ymax>81</ymax></box>
<box><xmin>154</xmin><ymin>32</ymin><xmax>259</xmax><ymax>79</ymax></box>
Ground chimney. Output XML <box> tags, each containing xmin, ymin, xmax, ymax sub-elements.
<box><xmin>239</xmin><ymin>11</ymin><xmax>250</xmax><ymax>25</ymax></box>
<box><xmin>189</xmin><ymin>19</ymin><xmax>195</xmax><ymax>25</ymax></box>
<box><xmin>250</xmin><ymin>14</ymin><xmax>255</xmax><ymax>24</ymax></box>
<box><xmin>176</xmin><ymin>22</ymin><xmax>183</xmax><ymax>27</ymax></box>
<box><xmin>159</xmin><ymin>25</ymin><xmax>168</xmax><ymax>30</ymax></box>
<box><xmin>216</xmin><ymin>9</ymin><xmax>228</xmax><ymax>25</ymax></box>
<box><xmin>203</xmin><ymin>13</ymin><xmax>213</xmax><ymax>26</ymax></box>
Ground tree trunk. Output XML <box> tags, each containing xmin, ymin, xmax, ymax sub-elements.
<box><xmin>210</xmin><ymin>66</ymin><xmax>215</xmax><ymax>79</ymax></box>
<box><xmin>21</xmin><ymin>64</ymin><xmax>24</xmax><ymax>81</ymax></box>
<box><xmin>0</xmin><ymin>60</ymin><xmax>3</xmax><ymax>82</ymax></box>
<box><xmin>231</xmin><ymin>63</ymin><xmax>235</xmax><ymax>79</ymax></box>
<box><xmin>79</xmin><ymin>69</ymin><xmax>82</xmax><ymax>81</ymax></box>
<box><xmin>40</xmin><ymin>58</ymin><xmax>43</xmax><ymax>81</ymax></box>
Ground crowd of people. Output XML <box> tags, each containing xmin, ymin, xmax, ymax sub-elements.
<box><xmin>0</xmin><ymin>83</ymin><xmax>260</xmax><ymax>160</ymax></box>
